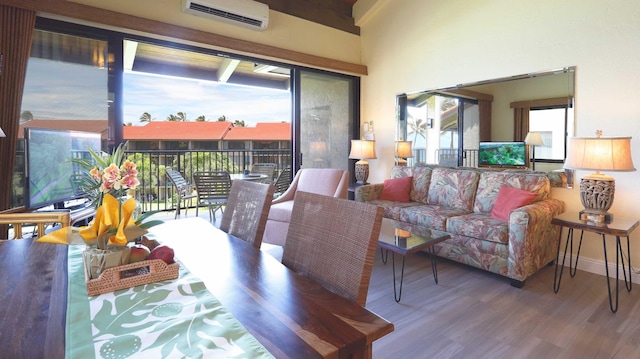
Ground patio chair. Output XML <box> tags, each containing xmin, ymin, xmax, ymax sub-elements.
<box><xmin>250</xmin><ymin>163</ymin><xmax>276</xmax><ymax>184</ymax></box>
<box><xmin>263</xmin><ymin>168</ymin><xmax>348</xmax><ymax>246</ymax></box>
<box><xmin>273</xmin><ymin>166</ymin><xmax>292</xmax><ymax>198</ymax></box>
<box><xmin>193</xmin><ymin>171</ymin><xmax>232</xmax><ymax>222</ymax></box>
<box><xmin>282</xmin><ymin>191</ymin><xmax>384</xmax><ymax>306</ymax></box>
<box><xmin>0</xmin><ymin>211</ymin><xmax>71</xmax><ymax>240</ymax></box>
<box><xmin>220</xmin><ymin>181</ymin><xmax>275</xmax><ymax>248</ymax></box>
<box><xmin>166</xmin><ymin>169</ymin><xmax>197</xmax><ymax>219</ymax></box>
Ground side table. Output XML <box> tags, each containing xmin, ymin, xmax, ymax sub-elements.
<box><xmin>378</xmin><ymin>218</ymin><xmax>451</xmax><ymax>302</ymax></box>
<box><xmin>552</xmin><ymin>212</ymin><xmax>639</xmax><ymax>313</ymax></box>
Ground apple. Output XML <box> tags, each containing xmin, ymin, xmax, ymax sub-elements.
<box><xmin>147</xmin><ymin>245</ymin><xmax>175</xmax><ymax>264</ymax></box>
<box><xmin>129</xmin><ymin>245</ymin><xmax>150</xmax><ymax>263</ymax></box>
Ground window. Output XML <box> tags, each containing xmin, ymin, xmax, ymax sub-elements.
<box><xmin>529</xmin><ymin>104</ymin><xmax>574</xmax><ymax>162</ymax></box>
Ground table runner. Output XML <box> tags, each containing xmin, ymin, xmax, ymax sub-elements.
<box><xmin>66</xmin><ymin>245</ymin><xmax>274</xmax><ymax>359</ymax></box>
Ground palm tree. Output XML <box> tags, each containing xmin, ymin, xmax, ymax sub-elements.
<box><xmin>167</xmin><ymin>114</ymin><xmax>179</xmax><ymax>121</ymax></box>
<box><xmin>233</xmin><ymin>120</ymin><xmax>245</xmax><ymax>127</ymax></box>
<box><xmin>195</xmin><ymin>115</ymin><xmax>206</xmax><ymax>122</ymax></box>
<box><xmin>217</xmin><ymin>115</ymin><xmax>227</xmax><ymax>122</ymax></box>
<box><xmin>139</xmin><ymin>112</ymin><xmax>153</xmax><ymax>122</ymax></box>
<box><xmin>408</xmin><ymin>117</ymin><xmax>426</xmax><ymax>144</ymax></box>
<box><xmin>177</xmin><ymin>112</ymin><xmax>187</xmax><ymax>122</ymax></box>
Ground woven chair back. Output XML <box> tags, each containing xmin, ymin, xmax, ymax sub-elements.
<box><xmin>250</xmin><ymin>163</ymin><xmax>277</xmax><ymax>184</ymax></box>
<box><xmin>282</xmin><ymin>191</ymin><xmax>383</xmax><ymax>306</ymax></box>
<box><xmin>220</xmin><ymin>181</ymin><xmax>275</xmax><ymax>248</ymax></box>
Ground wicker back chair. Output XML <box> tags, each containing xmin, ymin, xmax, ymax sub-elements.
<box><xmin>0</xmin><ymin>211</ymin><xmax>71</xmax><ymax>240</ymax></box>
<box><xmin>273</xmin><ymin>166</ymin><xmax>292</xmax><ymax>197</ymax></box>
<box><xmin>250</xmin><ymin>163</ymin><xmax>277</xmax><ymax>184</ymax></box>
<box><xmin>220</xmin><ymin>181</ymin><xmax>275</xmax><ymax>248</ymax></box>
<box><xmin>282</xmin><ymin>191</ymin><xmax>383</xmax><ymax>306</ymax></box>
<box><xmin>166</xmin><ymin>169</ymin><xmax>197</xmax><ymax>219</ymax></box>
<box><xmin>193</xmin><ymin>171</ymin><xmax>232</xmax><ymax>222</ymax></box>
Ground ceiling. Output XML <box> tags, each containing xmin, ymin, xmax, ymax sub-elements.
<box><xmin>254</xmin><ymin>0</ymin><xmax>359</xmax><ymax>35</ymax></box>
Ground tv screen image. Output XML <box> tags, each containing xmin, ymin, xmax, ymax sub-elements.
<box><xmin>25</xmin><ymin>127</ymin><xmax>102</xmax><ymax>209</ymax></box>
<box><xmin>478</xmin><ymin>141</ymin><xmax>528</xmax><ymax>167</ymax></box>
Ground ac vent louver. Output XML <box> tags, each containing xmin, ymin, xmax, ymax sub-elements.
<box><xmin>182</xmin><ymin>0</ymin><xmax>269</xmax><ymax>31</ymax></box>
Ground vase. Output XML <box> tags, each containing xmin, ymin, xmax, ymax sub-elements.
<box><xmin>82</xmin><ymin>241</ymin><xmax>131</xmax><ymax>280</ymax></box>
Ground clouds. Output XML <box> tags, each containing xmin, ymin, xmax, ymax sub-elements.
<box><xmin>123</xmin><ymin>72</ymin><xmax>290</xmax><ymax>126</ymax></box>
<box><xmin>21</xmin><ymin>58</ymin><xmax>291</xmax><ymax>126</ymax></box>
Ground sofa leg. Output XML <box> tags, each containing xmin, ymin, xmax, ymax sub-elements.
<box><xmin>510</xmin><ymin>279</ymin><xmax>525</xmax><ymax>288</ymax></box>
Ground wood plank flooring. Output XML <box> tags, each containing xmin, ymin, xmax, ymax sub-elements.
<box><xmin>366</xmin><ymin>251</ymin><xmax>640</xmax><ymax>359</ymax></box>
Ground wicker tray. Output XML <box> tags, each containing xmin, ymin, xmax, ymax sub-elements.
<box><xmin>85</xmin><ymin>259</ymin><xmax>179</xmax><ymax>296</ymax></box>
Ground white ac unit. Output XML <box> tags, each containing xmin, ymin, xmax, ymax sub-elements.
<box><xmin>182</xmin><ymin>0</ymin><xmax>269</xmax><ymax>31</ymax></box>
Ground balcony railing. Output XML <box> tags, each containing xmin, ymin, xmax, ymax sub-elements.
<box><xmin>124</xmin><ymin>149</ymin><xmax>291</xmax><ymax>213</ymax></box>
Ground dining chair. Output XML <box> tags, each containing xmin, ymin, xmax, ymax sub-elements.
<box><xmin>220</xmin><ymin>181</ymin><xmax>275</xmax><ymax>248</ymax></box>
<box><xmin>273</xmin><ymin>166</ymin><xmax>292</xmax><ymax>197</ymax></box>
<box><xmin>165</xmin><ymin>169</ymin><xmax>197</xmax><ymax>219</ymax></box>
<box><xmin>0</xmin><ymin>211</ymin><xmax>71</xmax><ymax>240</ymax></box>
<box><xmin>282</xmin><ymin>191</ymin><xmax>384</xmax><ymax>306</ymax></box>
<box><xmin>250</xmin><ymin>163</ymin><xmax>276</xmax><ymax>184</ymax></box>
<box><xmin>193</xmin><ymin>171</ymin><xmax>232</xmax><ymax>222</ymax></box>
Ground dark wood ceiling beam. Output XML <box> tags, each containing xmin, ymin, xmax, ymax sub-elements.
<box><xmin>256</xmin><ymin>0</ymin><xmax>359</xmax><ymax>35</ymax></box>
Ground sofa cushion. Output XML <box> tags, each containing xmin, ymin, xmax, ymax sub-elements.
<box><xmin>427</xmin><ymin>168</ymin><xmax>480</xmax><ymax>211</ymax></box>
<box><xmin>379</xmin><ymin>176</ymin><xmax>412</xmax><ymax>202</ymax></box>
<box><xmin>490</xmin><ymin>186</ymin><xmax>538</xmax><ymax>221</ymax></box>
<box><xmin>368</xmin><ymin>200</ymin><xmax>422</xmax><ymax>220</ymax></box>
<box><xmin>409</xmin><ymin>166</ymin><xmax>433</xmax><ymax>204</ymax></box>
<box><xmin>474</xmin><ymin>171</ymin><xmax>550</xmax><ymax>214</ymax></box>
<box><xmin>446</xmin><ymin>213</ymin><xmax>510</xmax><ymax>244</ymax></box>
<box><xmin>399</xmin><ymin>205</ymin><xmax>471</xmax><ymax>231</ymax></box>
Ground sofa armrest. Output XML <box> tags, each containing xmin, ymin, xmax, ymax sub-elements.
<box><xmin>507</xmin><ymin>198</ymin><xmax>565</xmax><ymax>282</ymax></box>
<box><xmin>354</xmin><ymin>184</ymin><xmax>384</xmax><ymax>202</ymax></box>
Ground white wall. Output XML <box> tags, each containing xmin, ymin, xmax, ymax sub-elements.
<box><xmin>359</xmin><ymin>0</ymin><xmax>640</xmax><ymax>269</ymax></box>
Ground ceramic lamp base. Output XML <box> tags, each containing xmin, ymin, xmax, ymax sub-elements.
<box><xmin>354</xmin><ymin>160</ymin><xmax>369</xmax><ymax>184</ymax></box>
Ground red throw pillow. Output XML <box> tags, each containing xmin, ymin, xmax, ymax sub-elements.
<box><xmin>490</xmin><ymin>186</ymin><xmax>538</xmax><ymax>221</ymax></box>
<box><xmin>379</xmin><ymin>177</ymin><xmax>413</xmax><ymax>202</ymax></box>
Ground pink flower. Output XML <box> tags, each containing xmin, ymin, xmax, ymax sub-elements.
<box><xmin>120</xmin><ymin>175</ymin><xmax>140</xmax><ymax>189</ymax></box>
<box><xmin>89</xmin><ymin>167</ymin><xmax>101</xmax><ymax>181</ymax></box>
<box><xmin>120</xmin><ymin>160</ymin><xmax>138</xmax><ymax>177</ymax></box>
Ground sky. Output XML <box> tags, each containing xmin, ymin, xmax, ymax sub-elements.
<box><xmin>21</xmin><ymin>58</ymin><xmax>292</xmax><ymax>126</ymax></box>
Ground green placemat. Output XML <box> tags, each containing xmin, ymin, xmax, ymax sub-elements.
<box><xmin>66</xmin><ymin>245</ymin><xmax>274</xmax><ymax>359</ymax></box>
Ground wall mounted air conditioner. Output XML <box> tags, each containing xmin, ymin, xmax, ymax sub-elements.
<box><xmin>182</xmin><ymin>0</ymin><xmax>269</xmax><ymax>31</ymax></box>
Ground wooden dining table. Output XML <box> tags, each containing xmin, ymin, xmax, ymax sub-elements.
<box><xmin>0</xmin><ymin>217</ymin><xmax>393</xmax><ymax>359</ymax></box>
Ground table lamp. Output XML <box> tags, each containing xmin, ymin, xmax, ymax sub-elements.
<box><xmin>349</xmin><ymin>140</ymin><xmax>376</xmax><ymax>184</ymax></box>
<box><xmin>524</xmin><ymin>132</ymin><xmax>544</xmax><ymax>170</ymax></box>
<box><xmin>563</xmin><ymin>131</ymin><xmax>635</xmax><ymax>223</ymax></box>
<box><xmin>395</xmin><ymin>141</ymin><xmax>413</xmax><ymax>166</ymax></box>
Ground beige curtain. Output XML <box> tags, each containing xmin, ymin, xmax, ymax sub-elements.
<box><xmin>513</xmin><ymin>107</ymin><xmax>530</xmax><ymax>141</ymax></box>
<box><xmin>0</xmin><ymin>5</ymin><xmax>36</xmax><ymax>221</ymax></box>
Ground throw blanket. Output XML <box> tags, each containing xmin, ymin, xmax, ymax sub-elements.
<box><xmin>66</xmin><ymin>245</ymin><xmax>274</xmax><ymax>359</ymax></box>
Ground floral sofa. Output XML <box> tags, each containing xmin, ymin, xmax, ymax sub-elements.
<box><xmin>355</xmin><ymin>165</ymin><xmax>565</xmax><ymax>287</ymax></box>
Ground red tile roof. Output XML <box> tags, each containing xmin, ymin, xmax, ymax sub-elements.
<box><xmin>224</xmin><ymin>122</ymin><xmax>290</xmax><ymax>141</ymax></box>
<box><xmin>17</xmin><ymin>120</ymin><xmax>108</xmax><ymax>139</ymax></box>
<box><xmin>124</xmin><ymin>121</ymin><xmax>233</xmax><ymax>140</ymax></box>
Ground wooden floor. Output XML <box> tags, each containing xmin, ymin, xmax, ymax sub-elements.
<box><xmin>367</xmin><ymin>251</ymin><xmax>640</xmax><ymax>359</ymax></box>
<box><xmin>156</xmin><ymin>210</ymin><xmax>640</xmax><ymax>358</ymax></box>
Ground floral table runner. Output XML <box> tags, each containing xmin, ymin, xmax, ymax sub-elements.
<box><xmin>65</xmin><ymin>245</ymin><xmax>274</xmax><ymax>359</ymax></box>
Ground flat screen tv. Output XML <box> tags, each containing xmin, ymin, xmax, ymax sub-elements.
<box><xmin>478</xmin><ymin>141</ymin><xmax>528</xmax><ymax>168</ymax></box>
<box><xmin>24</xmin><ymin>127</ymin><xmax>102</xmax><ymax>210</ymax></box>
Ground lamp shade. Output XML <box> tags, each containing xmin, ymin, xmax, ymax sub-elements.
<box><xmin>524</xmin><ymin>132</ymin><xmax>544</xmax><ymax>146</ymax></box>
<box><xmin>349</xmin><ymin>140</ymin><xmax>377</xmax><ymax>160</ymax></box>
<box><xmin>564</xmin><ymin>136</ymin><xmax>635</xmax><ymax>172</ymax></box>
<box><xmin>0</xmin><ymin>127</ymin><xmax>5</xmax><ymax>137</ymax></box>
<box><xmin>395</xmin><ymin>141</ymin><xmax>413</xmax><ymax>158</ymax></box>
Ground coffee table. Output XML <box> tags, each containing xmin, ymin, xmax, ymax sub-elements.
<box><xmin>378</xmin><ymin>218</ymin><xmax>451</xmax><ymax>302</ymax></box>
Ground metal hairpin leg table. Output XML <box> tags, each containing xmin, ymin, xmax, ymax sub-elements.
<box><xmin>377</xmin><ymin>218</ymin><xmax>451</xmax><ymax>303</ymax></box>
<box><xmin>552</xmin><ymin>212</ymin><xmax>639</xmax><ymax>313</ymax></box>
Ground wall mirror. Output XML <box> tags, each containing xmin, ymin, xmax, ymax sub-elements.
<box><xmin>396</xmin><ymin>66</ymin><xmax>575</xmax><ymax>188</ymax></box>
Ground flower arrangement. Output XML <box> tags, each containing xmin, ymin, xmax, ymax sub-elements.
<box><xmin>75</xmin><ymin>143</ymin><xmax>162</xmax><ymax>247</ymax></box>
